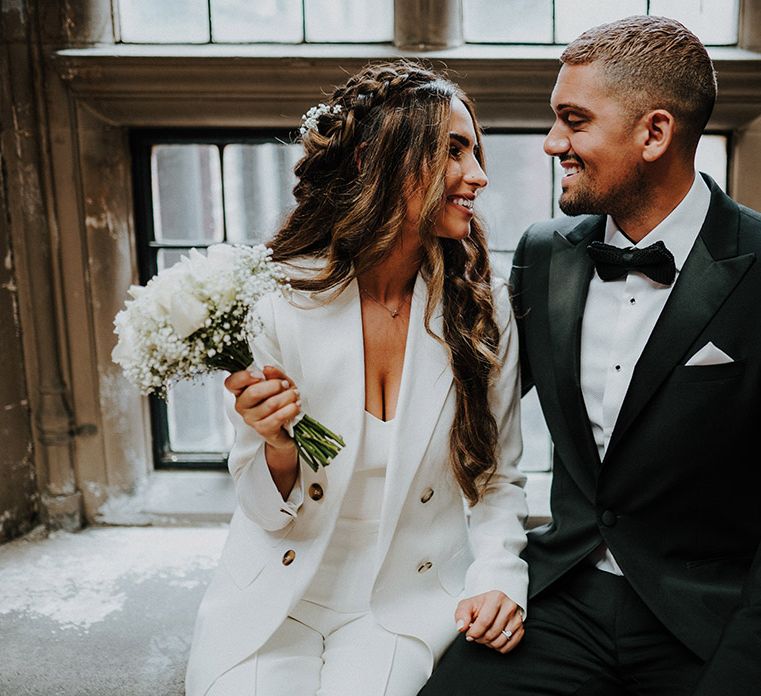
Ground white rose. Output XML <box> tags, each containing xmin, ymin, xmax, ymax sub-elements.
<box><xmin>127</xmin><ymin>284</ymin><xmax>146</xmax><ymax>300</ymax></box>
<box><xmin>169</xmin><ymin>292</ymin><xmax>209</xmax><ymax>339</ymax></box>
<box><xmin>206</xmin><ymin>243</ymin><xmax>237</xmax><ymax>270</ymax></box>
<box><xmin>112</xmin><ymin>321</ymin><xmax>138</xmax><ymax>365</ymax></box>
<box><xmin>151</xmin><ymin>265</ymin><xmax>188</xmax><ymax>314</ymax></box>
<box><xmin>186</xmin><ymin>248</ymin><xmax>212</xmax><ymax>282</ymax></box>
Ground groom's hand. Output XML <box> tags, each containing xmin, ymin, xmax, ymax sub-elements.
<box><xmin>455</xmin><ymin>590</ymin><xmax>525</xmax><ymax>654</ymax></box>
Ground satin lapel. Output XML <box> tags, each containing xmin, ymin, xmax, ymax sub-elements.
<box><xmin>606</xmin><ymin>182</ymin><xmax>755</xmax><ymax>457</ymax></box>
<box><xmin>548</xmin><ymin>217</ymin><xmax>604</xmax><ymax>490</ymax></box>
<box><xmin>295</xmin><ymin>281</ymin><xmax>365</xmax><ymax>485</ymax></box>
<box><xmin>375</xmin><ymin>274</ymin><xmax>452</xmax><ymax>565</ymax></box>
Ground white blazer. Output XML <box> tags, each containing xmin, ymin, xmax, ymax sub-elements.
<box><xmin>186</xmin><ymin>273</ymin><xmax>529</xmax><ymax>696</ymax></box>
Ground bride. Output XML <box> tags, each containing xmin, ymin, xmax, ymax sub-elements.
<box><xmin>186</xmin><ymin>60</ymin><xmax>529</xmax><ymax>696</ymax></box>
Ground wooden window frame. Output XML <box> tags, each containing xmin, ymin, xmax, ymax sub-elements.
<box><xmin>25</xmin><ymin>0</ymin><xmax>760</xmax><ymax>525</ymax></box>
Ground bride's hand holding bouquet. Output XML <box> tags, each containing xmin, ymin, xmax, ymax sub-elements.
<box><xmin>111</xmin><ymin>243</ymin><xmax>344</xmax><ymax>472</ymax></box>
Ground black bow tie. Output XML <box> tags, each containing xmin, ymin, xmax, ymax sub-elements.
<box><xmin>587</xmin><ymin>240</ymin><xmax>676</xmax><ymax>286</ymax></box>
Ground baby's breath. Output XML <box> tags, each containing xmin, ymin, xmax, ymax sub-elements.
<box><xmin>112</xmin><ymin>244</ymin><xmax>286</xmax><ymax>399</ymax></box>
<box><xmin>112</xmin><ymin>243</ymin><xmax>344</xmax><ymax>471</ymax></box>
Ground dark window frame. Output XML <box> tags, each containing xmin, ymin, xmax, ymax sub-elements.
<box><xmin>131</xmin><ymin>128</ymin><xmax>298</xmax><ymax>469</ymax></box>
<box><xmin>131</xmin><ymin>126</ymin><xmax>731</xmax><ymax>471</ymax></box>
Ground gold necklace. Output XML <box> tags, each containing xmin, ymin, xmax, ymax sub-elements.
<box><xmin>360</xmin><ymin>287</ymin><xmax>411</xmax><ymax>319</ymax></box>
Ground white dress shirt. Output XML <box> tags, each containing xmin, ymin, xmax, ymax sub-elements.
<box><xmin>580</xmin><ymin>173</ymin><xmax>711</xmax><ymax>574</ymax></box>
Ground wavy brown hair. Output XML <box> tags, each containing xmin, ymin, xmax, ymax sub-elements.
<box><xmin>269</xmin><ymin>60</ymin><xmax>501</xmax><ymax>505</ymax></box>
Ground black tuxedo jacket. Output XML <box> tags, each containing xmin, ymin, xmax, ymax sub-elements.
<box><xmin>510</xmin><ymin>175</ymin><xmax>761</xmax><ymax>693</ymax></box>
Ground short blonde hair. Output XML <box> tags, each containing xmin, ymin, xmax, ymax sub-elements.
<box><xmin>561</xmin><ymin>15</ymin><xmax>717</xmax><ymax>150</ymax></box>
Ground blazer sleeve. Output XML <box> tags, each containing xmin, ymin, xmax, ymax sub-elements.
<box><xmin>225</xmin><ymin>292</ymin><xmax>305</xmax><ymax>531</ymax></box>
<box><xmin>464</xmin><ymin>279</ymin><xmax>529</xmax><ymax>613</ymax></box>
<box><xmin>691</xmin><ymin>544</ymin><xmax>761</xmax><ymax>695</ymax></box>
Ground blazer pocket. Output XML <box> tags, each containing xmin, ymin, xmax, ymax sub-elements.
<box><xmin>437</xmin><ymin>546</ymin><xmax>472</xmax><ymax>597</ymax></box>
<box><xmin>685</xmin><ymin>552</ymin><xmax>754</xmax><ymax>570</ymax></box>
<box><xmin>221</xmin><ymin>511</ymin><xmax>295</xmax><ymax>589</ymax></box>
<box><xmin>672</xmin><ymin>359</ymin><xmax>745</xmax><ymax>383</ymax></box>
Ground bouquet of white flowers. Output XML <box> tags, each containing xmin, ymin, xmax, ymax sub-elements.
<box><xmin>112</xmin><ymin>243</ymin><xmax>344</xmax><ymax>471</ymax></box>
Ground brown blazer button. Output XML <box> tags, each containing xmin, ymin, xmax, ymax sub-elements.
<box><xmin>417</xmin><ymin>561</ymin><xmax>433</xmax><ymax>573</ymax></box>
<box><xmin>420</xmin><ymin>487</ymin><xmax>434</xmax><ymax>504</ymax></box>
<box><xmin>308</xmin><ymin>483</ymin><xmax>324</xmax><ymax>501</ymax></box>
<box><xmin>282</xmin><ymin>549</ymin><xmax>296</xmax><ymax>566</ymax></box>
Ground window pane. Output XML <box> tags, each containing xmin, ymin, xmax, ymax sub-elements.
<box><xmin>480</xmin><ymin>135</ymin><xmax>553</xmax><ymax>251</ymax></box>
<box><xmin>152</xmin><ymin>145</ymin><xmax>224</xmax><ymax>244</ymax></box>
<box><xmin>167</xmin><ymin>374</ymin><xmax>234</xmax><ymax>452</ymax></box>
<box><xmin>464</xmin><ymin>0</ymin><xmax>553</xmax><ymax>43</ymax></box>
<box><xmin>304</xmin><ymin>0</ymin><xmax>393</xmax><ymax>42</ymax></box>
<box><xmin>555</xmin><ymin>0</ymin><xmax>647</xmax><ymax>43</ymax></box>
<box><xmin>223</xmin><ymin>143</ymin><xmax>301</xmax><ymax>244</ymax></box>
<box><xmin>696</xmin><ymin>135</ymin><xmax>728</xmax><ymax>190</ymax></box>
<box><xmin>156</xmin><ymin>248</ymin><xmax>187</xmax><ymax>272</ymax></box>
<box><xmin>211</xmin><ymin>0</ymin><xmax>304</xmax><ymax>42</ymax></box>
<box><xmin>119</xmin><ymin>0</ymin><xmax>210</xmax><ymax>43</ymax></box>
<box><xmin>649</xmin><ymin>0</ymin><xmax>739</xmax><ymax>45</ymax></box>
<box><xmin>520</xmin><ymin>387</ymin><xmax>553</xmax><ymax>472</ymax></box>
<box><xmin>491</xmin><ymin>251</ymin><xmax>553</xmax><ymax>473</ymax></box>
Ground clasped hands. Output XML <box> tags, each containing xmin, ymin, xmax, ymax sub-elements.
<box><xmin>455</xmin><ymin>590</ymin><xmax>525</xmax><ymax>654</ymax></box>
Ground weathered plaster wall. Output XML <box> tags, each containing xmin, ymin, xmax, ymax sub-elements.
<box><xmin>0</xmin><ymin>0</ymin><xmax>49</xmax><ymax>542</ymax></box>
<box><xmin>0</xmin><ymin>152</ymin><xmax>38</xmax><ymax>543</ymax></box>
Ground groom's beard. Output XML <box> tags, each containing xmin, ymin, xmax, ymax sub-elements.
<box><xmin>559</xmin><ymin>161</ymin><xmax>650</xmax><ymax>222</ymax></box>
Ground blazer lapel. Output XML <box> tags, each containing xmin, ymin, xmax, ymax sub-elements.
<box><xmin>547</xmin><ymin>216</ymin><xmax>604</xmax><ymax>493</ymax></box>
<box><xmin>375</xmin><ymin>274</ymin><xmax>453</xmax><ymax>564</ymax></box>
<box><xmin>607</xmin><ymin>178</ymin><xmax>756</xmax><ymax>456</ymax></box>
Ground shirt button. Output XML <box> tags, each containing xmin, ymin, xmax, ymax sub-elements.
<box><xmin>308</xmin><ymin>483</ymin><xmax>324</xmax><ymax>501</ymax></box>
<box><xmin>614</xmin><ymin>365</ymin><xmax>621</xmax><ymax>371</ymax></box>
<box><xmin>629</xmin><ymin>297</ymin><xmax>636</xmax><ymax>304</ymax></box>
<box><xmin>282</xmin><ymin>549</ymin><xmax>296</xmax><ymax>565</ymax></box>
<box><xmin>600</xmin><ymin>510</ymin><xmax>617</xmax><ymax>527</ymax></box>
<box><xmin>420</xmin><ymin>487</ymin><xmax>434</xmax><ymax>504</ymax></box>
<box><xmin>417</xmin><ymin>561</ymin><xmax>433</xmax><ymax>573</ymax></box>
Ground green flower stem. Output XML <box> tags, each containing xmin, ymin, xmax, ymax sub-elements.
<box><xmin>206</xmin><ymin>347</ymin><xmax>345</xmax><ymax>471</ymax></box>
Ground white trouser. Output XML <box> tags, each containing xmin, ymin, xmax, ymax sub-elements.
<box><xmin>208</xmin><ymin>599</ymin><xmax>431</xmax><ymax>696</ymax></box>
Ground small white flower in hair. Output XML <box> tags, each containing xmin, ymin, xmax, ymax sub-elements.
<box><xmin>299</xmin><ymin>103</ymin><xmax>343</xmax><ymax>136</ymax></box>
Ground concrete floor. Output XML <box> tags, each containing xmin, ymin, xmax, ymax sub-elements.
<box><xmin>0</xmin><ymin>525</ymin><xmax>227</xmax><ymax>696</ymax></box>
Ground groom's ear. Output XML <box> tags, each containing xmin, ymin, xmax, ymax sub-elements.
<box><xmin>641</xmin><ymin>109</ymin><xmax>675</xmax><ymax>162</ymax></box>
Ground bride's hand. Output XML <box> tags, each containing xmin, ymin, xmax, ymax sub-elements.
<box><xmin>224</xmin><ymin>365</ymin><xmax>301</xmax><ymax>451</ymax></box>
<box><xmin>454</xmin><ymin>590</ymin><xmax>525</xmax><ymax>654</ymax></box>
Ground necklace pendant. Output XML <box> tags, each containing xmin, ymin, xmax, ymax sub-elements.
<box><xmin>391</xmin><ymin>309</ymin><xmax>399</xmax><ymax>318</ymax></box>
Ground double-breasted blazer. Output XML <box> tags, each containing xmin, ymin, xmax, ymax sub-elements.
<box><xmin>510</xmin><ymin>174</ymin><xmax>761</xmax><ymax>694</ymax></box>
<box><xmin>186</xmin><ymin>272</ymin><xmax>529</xmax><ymax>696</ymax></box>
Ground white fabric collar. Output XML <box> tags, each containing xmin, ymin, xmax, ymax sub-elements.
<box><xmin>604</xmin><ymin>173</ymin><xmax>711</xmax><ymax>272</ymax></box>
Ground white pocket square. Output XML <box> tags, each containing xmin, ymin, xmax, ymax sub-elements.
<box><xmin>684</xmin><ymin>341</ymin><xmax>734</xmax><ymax>367</ymax></box>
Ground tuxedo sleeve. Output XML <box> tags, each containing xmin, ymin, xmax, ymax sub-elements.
<box><xmin>509</xmin><ymin>227</ymin><xmax>536</xmax><ymax>396</ymax></box>
<box><xmin>464</xmin><ymin>280</ymin><xmax>529</xmax><ymax>613</ymax></box>
<box><xmin>225</xmin><ymin>292</ymin><xmax>305</xmax><ymax>531</ymax></box>
<box><xmin>691</xmin><ymin>545</ymin><xmax>761</xmax><ymax>695</ymax></box>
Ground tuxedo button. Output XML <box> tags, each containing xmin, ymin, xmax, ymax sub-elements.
<box><xmin>308</xmin><ymin>483</ymin><xmax>324</xmax><ymax>501</ymax></box>
<box><xmin>282</xmin><ymin>549</ymin><xmax>296</xmax><ymax>565</ymax></box>
<box><xmin>600</xmin><ymin>510</ymin><xmax>617</xmax><ymax>527</ymax></box>
<box><xmin>420</xmin><ymin>488</ymin><xmax>434</xmax><ymax>504</ymax></box>
<box><xmin>417</xmin><ymin>561</ymin><xmax>433</xmax><ymax>573</ymax></box>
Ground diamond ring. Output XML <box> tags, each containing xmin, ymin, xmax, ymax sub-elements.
<box><xmin>501</xmin><ymin>628</ymin><xmax>513</xmax><ymax>640</ymax></box>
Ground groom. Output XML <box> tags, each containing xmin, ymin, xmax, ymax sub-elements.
<box><xmin>421</xmin><ymin>15</ymin><xmax>761</xmax><ymax>696</ymax></box>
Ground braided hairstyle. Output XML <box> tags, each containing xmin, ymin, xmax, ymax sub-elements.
<box><xmin>269</xmin><ymin>60</ymin><xmax>502</xmax><ymax>505</ymax></box>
